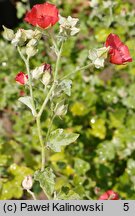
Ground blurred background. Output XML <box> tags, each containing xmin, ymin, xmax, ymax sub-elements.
<box><xmin>0</xmin><ymin>0</ymin><xmax>135</xmax><ymax>200</ymax></box>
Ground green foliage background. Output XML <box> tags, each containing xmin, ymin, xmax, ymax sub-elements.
<box><xmin>0</xmin><ymin>0</ymin><xmax>135</xmax><ymax>199</ymax></box>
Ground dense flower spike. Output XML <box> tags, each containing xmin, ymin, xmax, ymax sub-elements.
<box><xmin>24</xmin><ymin>2</ymin><xmax>59</xmax><ymax>29</ymax></box>
<box><xmin>105</xmin><ymin>33</ymin><xmax>132</xmax><ymax>65</ymax></box>
<box><xmin>98</xmin><ymin>190</ymin><xmax>119</xmax><ymax>200</ymax></box>
<box><xmin>15</xmin><ymin>72</ymin><xmax>28</xmax><ymax>85</ymax></box>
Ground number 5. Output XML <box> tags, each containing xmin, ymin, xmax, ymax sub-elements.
<box><xmin>123</xmin><ymin>203</ymin><xmax>129</xmax><ymax>211</ymax></box>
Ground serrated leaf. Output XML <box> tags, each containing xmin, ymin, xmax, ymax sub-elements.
<box><xmin>18</xmin><ymin>96</ymin><xmax>36</xmax><ymax>116</ymax></box>
<box><xmin>47</xmin><ymin>129</ymin><xmax>79</xmax><ymax>152</ymax></box>
<box><xmin>34</xmin><ymin>168</ymin><xmax>55</xmax><ymax>197</ymax></box>
<box><xmin>59</xmin><ymin>79</ymin><xmax>72</xmax><ymax>96</ymax></box>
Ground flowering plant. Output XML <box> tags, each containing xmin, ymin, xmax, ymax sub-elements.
<box><xmin>3</xmin><ymin>1</ymin><xmax>132</xmax><ymax>200</ymax></box>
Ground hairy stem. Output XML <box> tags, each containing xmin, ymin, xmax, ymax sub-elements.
<box><xmin>36</xmin><ymin>117</ymin><xmax>45</xmax><ymax>171</ymax></box>
<box><xmin>27</xmin><ymin>189</ymin><xmax>37</xmax><ymax>200</ymax></box>
<box><xmin>60</xmin><ymin>63</ymin><xmax>93</xmax><ymax>80</ymax></box>
<box><xmin>36</xmin><ymin>42</ymin><xmax>63</xmax><ymax>171</ymax></box>
<box><xmin>37</xmin><ymin>42</ymin><xmax>63</xmax><ymax>118</ymax></box>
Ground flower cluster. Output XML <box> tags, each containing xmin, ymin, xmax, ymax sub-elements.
<box><xmin>59</xmin><ymin>16</ymin><xmax>80</xmax><ymax>37</ymax></box>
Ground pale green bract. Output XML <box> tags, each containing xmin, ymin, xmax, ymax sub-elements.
<box><xmin>59</xmin><ymin>16</ymin><xmax>80</xmax><ymax>37</ymax></box>
<box><xmin>88</xmin><ymin>47</ymin><xmax>109</xmax><ymax>69</ymax></box>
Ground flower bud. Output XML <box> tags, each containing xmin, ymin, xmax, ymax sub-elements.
<box><xmin>22</xmin><ymin>175</ymin><xmax>33</xmax><ymax>190</ymax></box>
<box><xmin>34</xmin><ymin>29</ymin><xmax>42</xmax><ymax>40</ymax></box>
<box><xmin>3</xmin><ymin>26</ymin><xmax>15</xmax><ymax>41</ymax></box>
<box><xmin>88</xmin><ymin>47</ymin><xmax>109</xmax><ymax>68</ymax></box>
<box><xmin>59</xmin><ymin>16</ymin><xmax>80</xmax><ymax>37</ymax></box>
<box><xmin>42</xmin><ymin>72</ymin><xmax>51</xmax><ymax>86</ymax></box>
<box><xmin>31</xmin><ymin>65</ymin><xmax>44</xmax><ymax>80</ymax></box>
<box><xmin>15</xmin><ymin>72</ymin><xmax>28</xmax><ymax>85</ymax></box>
<box><xmin>54</xmin><ymin>101</ymin><xmax>68</xmax><ymax>116</ymax></box>
<box><xmin>23</xmin><ymin>29</ymin><xmax>35</xmax><ymax>40</ymax></box>
<box><xmin>26</xmin><ymin>46</ymin><xmax>37</xmax><ymax>58</ymax></box>
<box><xmin>27</xmin><ymin>38</ymin><xmax>38</xmax><ymax>47</ymax></box>
<box><xmin>11</xmin><ymin>29</ymin><xmax>27</xmax><ymax>46</ymax></box>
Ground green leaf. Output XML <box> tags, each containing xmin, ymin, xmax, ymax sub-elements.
<box><xmin>47</xmin><ymin>129</ymin><xmax>79</xmax><ymax>152</ymax></box>
<box><xmin>34</xmin><ymin>168</ymin><xmax>55</xmax><ymax>197</ymax></box>
<box><xmin>74</xmin><ymin>158</ymin><xmax>90</xmax><ymax>175</ymax></box>
<box><xmin>54</xmin><ymin>100</ymin><xmax>68</xmax><ymax>116</ymax></box>
<box><xmin>70</xmin><ymin>102</ymin><xmax>88</xmax><ymax>116</ymax></box>
<box><xmin>90</xmin><ymin>118</ymin><xmax>106</xmax><ymax>139</ymax></box>
<box><xmin>18</xmin><ymin>96</ymin><xmax>36</xmax><ymax>116</ymax></box>
<box><xmin>59</xmin><ymin>79</ymin><xmax>72</xmax><ymax>96</ymax></box>
<box><xmin>57</xmin><ymin>189</ymin><xmax>80</xmax><ymax>200</ymax></box>
<box><xmin>122</xmin><ymin>96</ymin><xmax>135</xmax><ymax>109</ymax></box>
<box><xmin>96</xmin><ymin>141</ymin><xmax>115</xmax><ymax>162</ymax></box>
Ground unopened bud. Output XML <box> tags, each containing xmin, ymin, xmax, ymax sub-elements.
<box><xmin>26</xmin><ymin>46</ymin><xmax>37</xmax><ymax>58</ymax></box>
<box><xmin>31</xmin><ymin>65</ymin><xmax>44</xmax><ymax>80</ymax></box>
<box><xmin>22</xmin><ymin>175</ymin><xmax>33</xmax><ymax>190</ymax></box>
<box><xmin>27</xmin><ymin>38</ymin><xmax>38</xmax><ymax>47</ymax></box>
<box><xmin>42</xmin><ymin>72</ymin><xmax>51</xmax><ymax>86</ymax></box>
<box><xmin>55</xmin><ymin>101</ymin><xmax>68</xmax><ymax>116</ymax></box>
<box><xmin>11</xmin><ymin>29</ymin><xmax>27</xmax><ymax>46</ymax></box>
<box><xmin>34</xmin><ymin>29</ymin><xmax>42</xmax><ymax>40</ymax></box>
<box><xmin>3</xmin><ymin>26</ymin><xmax>15</xmax><ymax>41</ymax></box>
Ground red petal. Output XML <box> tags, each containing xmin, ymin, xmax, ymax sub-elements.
<box><xmin>98</xmin><ymin>192</ymin><xmax>108</xmax><ymax>200</ymax></box>
<box><xmin>24</xmin><ymin>2</ymin><xmax>59</xmax><ymax>28</ymax></box>
<box><xmin>98</xmin><ymin>190</ymin><xmax>119</xmax><ymax>200</ymax></box>
<box><xmin>105</xmin><ymin>33</ymin><xmax>122</xmax><ymax>49</ymax></box>
<box><xmin>105</xmin><ymin>33</ymin><xmax>132</xmax><ymax>65</ymax></box>
<box><xmin>107</xmin><ymin>190</ymin><xmax>119</xmax><ymax>200</ymax></box>
<box><xmin>15</xmin><ymin>72</ymin><xmax>28</xmax><ymax>85</ymax></box>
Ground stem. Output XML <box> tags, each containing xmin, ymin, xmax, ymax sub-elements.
<box><xmin>36</xmin><ymin>117</ymin><xmax>45</xmax><ymax>171</ymax></box>
<box><xmin>46</xmin><ymin>114</ymin><xmax>55</xmax><ymax>142</ymax></box>
<box><xmin>37</xmin><ymin>42</ymin><xmax>64</xmax><ymax>119</ymax></box>
<box><xmin>60</xmin><ymin>63</ymin><xmax>93</xmax><ymax>80</ymax></box>
<box><xmin>27</xmin><ymin>189</ymin><xmax>37</xmax><ymax>200</ymax></box>
<box><xmin>17</xmin><ymin>47</ymin><xmax>37</xmax><ymax>116</ymax></box>
<box><xmin>48</xmin><ymin>30</ymin><xmax>59</xmax><ymax>55</ymax></box>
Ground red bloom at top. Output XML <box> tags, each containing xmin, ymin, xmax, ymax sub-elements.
<box><xmin>98</xmin><ymin>190</ymin><xmax>119</xmax><ymax>200</ymax></box>
<box><xmin>24</xmin><ymin>2</ymin><xmax>59</xmax><ymax>29</ymax></box>
<box><xmin>105</xmin><ymin>33</ymin><xmax>132</xmax><ymax>65</ymax></box>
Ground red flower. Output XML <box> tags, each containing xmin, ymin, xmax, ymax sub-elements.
<box><xmin>98</xmin><ymin>190</ymin><xmax>119</xmax><ymax>200</ymax></box>
<box><xmin>105</xmin><ymin>33</ymin><xmax>132</xmax><ymax>65</ymax></box>
<box><xmin>15</xmin><ymin>72</ymin><xmax>28</xmax><ymax>85</ymax></box>
<box><xmin>24</xmin><ymin>2</ymin><xmax>59</xmax><ymax>29</ymax></box>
